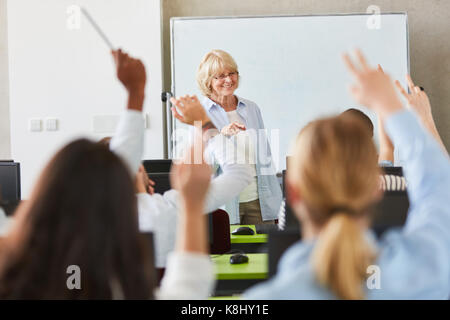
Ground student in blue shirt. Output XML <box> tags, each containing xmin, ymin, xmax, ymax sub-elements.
<box><xmin>244</xmin><ymin>50</ymin><xmax>450</xmax><ymax>299</ymax></box>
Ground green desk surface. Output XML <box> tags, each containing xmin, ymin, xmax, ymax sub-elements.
<box><xmin>230</xmin><ymin>225</ymin><xmax>268</xmax><ymax>244</ymax></box>
<box><xmin>212</xmin><ymin>253</ymin><xmax>268</xmax><ymax>280</ymax></box>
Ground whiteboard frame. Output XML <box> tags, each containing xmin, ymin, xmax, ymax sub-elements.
<box><xmin>168</xmin><ymin>12</ymin><xmax>410</xmax><ymax>159</ymax></box>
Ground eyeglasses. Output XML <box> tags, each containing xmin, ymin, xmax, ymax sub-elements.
<box><xmin>213</xmin><ymin>72</ymin><xmax>238</xmax><ymax>80</ymax></box>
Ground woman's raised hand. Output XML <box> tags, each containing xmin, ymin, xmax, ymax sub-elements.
<box><xmin>170</xmin><ymin>130</ymin><xmax>212</xmax><ymax>212</ymax></box>
<box><xmin>395</xmin><ymin>75</ymin><xmax>433</xmax><ymax>123</ymax></box>
<box><xmin>342</xmin><ymin>49</ymin><xmax>403</xmax><ymax>117</ymax></box>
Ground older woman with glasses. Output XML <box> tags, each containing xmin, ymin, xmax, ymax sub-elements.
<box><xmin>194</xmin><ymin>49</ymin><xmax>282</xmax><ymax>225</ymax></box>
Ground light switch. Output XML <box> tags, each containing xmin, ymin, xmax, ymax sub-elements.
<box><xmin>29</xmin><ymin>119</ymin><xmax>42</xmax><ymax>132</ymax></box>
<box><xmin>45</xmin><ymin>118</ymin><xmax>58</xmax><ymax>131</ymax></box>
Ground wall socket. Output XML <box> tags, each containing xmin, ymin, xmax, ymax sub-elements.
<box><xmin>28</xmin><ymin>118</ymin><xmax>42</xmax><ymax>132</ymax></box>
<box><xmin>45</xmin><ymin>118</ymin><xmax>58</xmax><ymax>131</ymax></box>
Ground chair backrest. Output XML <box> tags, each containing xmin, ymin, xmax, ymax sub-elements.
<box><xmin>139</xmin><ymin>232</ymin><xmax>157</xmax><ymax>289</ymax></box>
<box><xmin>142</xmin><ymin>159</ymin><xmax>172</xmax><ymax>174</ymax></box>
<box><xmin>268</xmin><ymin>229</ymin><xmax>301</xmax><ymax>278</ymax></box>
<box><xmin>209</xmin><ymin>209</ymin><xmax>231</xmax><ymax>254</ymax></box>
<box><xmin>372</xmin><ymin>190</ymin><xmax>409</xmax><ymax>237</ymax></box>
<box><xmin>381</xmin><ymin>166</ymin><xmax>404</xmax><ymax>176</ymax></box>
<box><xmin>0</xmin><ymin>162</ymin><xmax>21</xmax><ymax>202</ymax></box>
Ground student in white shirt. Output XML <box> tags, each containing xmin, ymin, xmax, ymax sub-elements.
<box><xmin>112</xmin><ymin>92</ymin><xmax>252</xmax><ymax>268</ymax></box>
<box><xmin>0</xmin><ymin>49</ymin><xmax>215</xmax><ymax>299</ymax></box>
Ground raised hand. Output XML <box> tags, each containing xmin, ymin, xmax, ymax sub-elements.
<box><xmin>342</xmin><ymin>50</ymin><xmax>403</xmax><ymax>118</ymax></box>
<box><xmin>171</xmin><ymin>130</ymin><xmax>212</xmax><ymax>254</ymax></box>
<box><xmin>170</xmin><ymin>95</ymin><xmax>211</xmax><ymax>125</ymax></box>
<box><xmin>170</xmin><ymin>130</ymin><xmax>212</xmax><ymax>208</ymax></box>
<box><xmin>111</xmin><ymin>49</ymin><xmax>146</xmax><ymax>111</ymax></box>
<box><xmin>375</xmin><ymin>64</ymin><xmax>395</xmax><ymax>163</ymax></box>
<box><xmin>395</xmin><ymin>75</ymin><xmax>433</xmax><ymax>124</ymax></box>
<box><xmin>112</xmin><ymin>49</ymin><xmax>146</xmax><ymax>92</ymax></box>
<box><xmin>395</xmin><ymin>75</ymin><xmax>447</xmax><ymax>153</ymax></box>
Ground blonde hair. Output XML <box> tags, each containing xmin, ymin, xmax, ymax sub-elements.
<box><xmin>196</xmin><ymin>49</ymin><xmax>239</xmax><ymax>97</ymax></box>
<box><xmin>288</xmin><ymin>115</ymin><xmax>380</xmax><ymax>299</ymax></box>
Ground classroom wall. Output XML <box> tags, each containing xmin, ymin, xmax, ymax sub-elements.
<box><xmin>0</xmin><ymin>0</ymin><xmax>11</xmax><ymax>159</ymax></box>
<box><xmin>5</xmin><ymin>0</ymin><xmax>164</xmax><ymax>198</ymax></box>
<box><xmin>162</xmin><ymin>0</ymin><xmax>450</xmax><ymax>151</ymax></box>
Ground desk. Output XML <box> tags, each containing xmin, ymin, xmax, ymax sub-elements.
<box><xmin>230</xmin><ymin>225</ymin><xmax>268</xmax><ymax>253</ymax></box>
<box><xmin>212</xmin><ymin>253</ymin><xmax>268</xmax><ymax>296</ymax></box>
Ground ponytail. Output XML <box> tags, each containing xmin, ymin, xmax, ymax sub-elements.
<box><xmin>312</xmin><ymin>213</ymin><xmax>375</xmax><ymax>300</ymax></box>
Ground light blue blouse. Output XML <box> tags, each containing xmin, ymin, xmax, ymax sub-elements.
<box><xmin>201</xmin><ymin>96</ymin><xmax>283</xmax><ymax>224</ymax></box>
<box><xmin>244</xmin><ymin>110</ymin><xmax>450</xmax><ymax>299</ymax></box>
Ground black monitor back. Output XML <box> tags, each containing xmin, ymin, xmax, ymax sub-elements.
<box><xmin>147</xmin><ymin>172</ymin><xmax>172</xmax><ymax>194</ymax></box>
<box><xmin>381</xmin><ymin>166</ymin><xmax>404</xmax><ymax>176</ymax></box>
<box><xmin>372</xmin><ymin>190</ymin><xmax>409</xmax><ymax>237</ymax></box>
<box><xmin>268</xmin><ymin>229</ymin><xmax>301</xmax><ymax>278</ymax></box>
<box><xmin>0</xmin><ymin>162</ymin><xmax>21</xmax><ymax>202</ymax></box>
<box><xmin>142</xmin><ymin>160</ymin><xmax>172</xmax><ymax>174</ymax></box>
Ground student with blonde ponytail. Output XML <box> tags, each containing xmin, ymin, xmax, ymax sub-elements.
<box><xmin>244</xmin><ymin>50</ymin><xmax>450</xmax><ymax>299</ymax></box>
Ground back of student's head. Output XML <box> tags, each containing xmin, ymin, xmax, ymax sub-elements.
<box><xmin>0</xmin><ymin>139</ymin><xmax>154</xmax><ymax>299</ymax></box>
<box><xmin>288</xmin><ymin>115</ymin><xmax>380</xmax><ymax>299</ymax></box>
<box><xmin>341</xmin><ymin>108</ymin><xmax>374</xmax><ymax>137</ymax></box>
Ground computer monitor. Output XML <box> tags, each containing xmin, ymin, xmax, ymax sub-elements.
<box><xmin>268</xmin><ymin>229</ymin><xmax>301</xmax><ymax>278</ymax></box>
<box><xmin>372</xmin><ymin>190</ymin><xmax>409</xmax><ymax>237</ymax></box>
<box><xmin>0</xmin><ymin>162</ymin><xmax>21</xmax><ymax>202</ymax></box>
<box><xmin>147</xmin><ymin>172</ymin><xmax>171</xmax><ymax>194</ymax></box>
<box><xmin>381</xmin><ymin>166</ymin><xmax>404</xmax><ymax>176</ymax></box>
<box><xmin>142</xmin><ymin>159</ymin><xmax>172</xmax><ymax>174</ymax></box>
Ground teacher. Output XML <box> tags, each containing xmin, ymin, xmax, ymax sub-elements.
<box><xmin>196</xmin><ymin>49</ymin><xmax>282</xmax><ymax>225</ymax></box>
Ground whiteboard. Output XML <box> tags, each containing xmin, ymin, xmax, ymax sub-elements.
<box><xmin>170</xmin><ymin>14</ymin><xmax>409</xmax><ymax>170</ymax></box>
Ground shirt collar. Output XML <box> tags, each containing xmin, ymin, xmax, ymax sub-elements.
<box><xmin>203</xmin><ymin>95</ymin><xmax>247</xmax><ymax>111</ymax></box>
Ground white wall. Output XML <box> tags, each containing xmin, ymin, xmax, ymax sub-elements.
<box><xmin>0</xmin><ymin>0</ymin><xmax>11</xmax><ymax>160</ymax></box>
<box><xmin>7</xmin><ymin>0</ymin><xmax>164</xmax><ymax>198</ymax></box>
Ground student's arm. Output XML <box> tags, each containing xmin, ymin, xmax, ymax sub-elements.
<box><xmin>157</xmin><ymin>133</ymin><xmax>215</xmax><ymax>300</ymax></box>
<box><xmin>344</xmin><ymin>50</ymin><xmax>450</xmax><ymax>297</ymax></box>
<box><xmin>395</xmin><ymin>75</ymin><xmax>448</xmax><ymax>154</ymax></box>
<box><xmin>377</xmin><ymin>116</ymin><xmax>394</xmax><ymax>165</ymax></box>
<box><xmin>375</xmin><ymin>66</ymin><xmax>395</xmax><ymax>165</ymax></box>
<box><xmin>109</xmin><ymin>49</ymin><xmax>146</xmax><ymax>175</ymax></box>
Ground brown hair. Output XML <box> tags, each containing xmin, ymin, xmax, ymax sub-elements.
<box><xmin>341</xmin><ymin>108</ymin><xmax>374</xmax><ymax>137</ymax></box>
<box><xmin>0</xmin><ymin>139</ymin><xmax>154</xmax><ymax>299</ymax></box>
<box><xmin>288</xmin><ymin>115</ymin><xmax>380</xmax><ymax>299</ymax></box>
